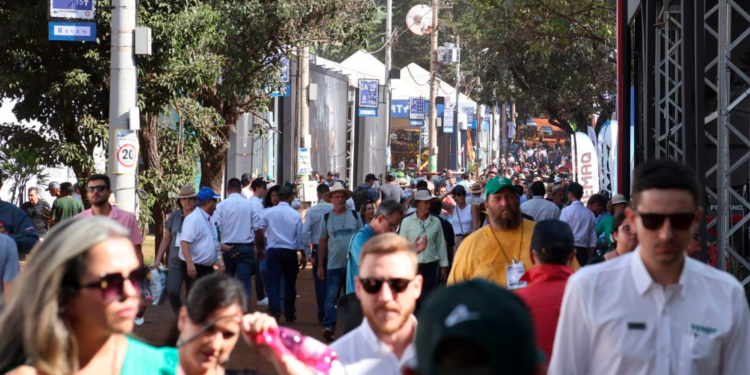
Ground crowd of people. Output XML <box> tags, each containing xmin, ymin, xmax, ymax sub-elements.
<box><xmin>0</xmin><ymin>154</ymin><xmax>749</xmax><ymax>375</ymax></box>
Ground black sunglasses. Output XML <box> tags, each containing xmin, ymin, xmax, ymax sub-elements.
<box><xmin>80</xmin><ymin>266</ymin><xmax>150</xmax><ymax>301</ymax></box>
<box><xmin>86</xmin><ymin>185</ymin><xmax>108</xmax><ymax>192</ymax></box>
<box><xmin>360</xmin><ymin>277</ymin><xmax>413</xmax><ymax>294</ymax></box>
<box><xmin>636</xmin><ymin>211</ymin><xmax>695</xmax><ymax>231</ymax></box>
<box><xmin>455</xmin><ymin>192</ymin><xmax>466</xmax><ymax>197</ymax></box>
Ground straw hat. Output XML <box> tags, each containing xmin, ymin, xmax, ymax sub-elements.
<box><xmin>398</xmin><ymin>178</ymin><xmax>409</xmax><ymax>187</ymax></box>
<box><xmin>322</xmin><ymin>181</ymin><xmax>353</xmax><ymax>203</ymax></box>
<box><xmin>176</xmin><ymin>185</ymin><xmax>197</xmax><ymax>199</ymax></box>
<box><xmin>410</xmin><ymin>189</ymin><xmax>439</xmax><ymax>207</ymax></box>
<box><xmin>469</xmin><ymin>183</ymin><xmax>483</xmax><ymax>194</ymax></box>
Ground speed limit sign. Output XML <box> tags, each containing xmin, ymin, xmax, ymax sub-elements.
<box><xmin>114</xmin><ymin>130</ymin><xmax>139</xmax><ymax>174</ymax></box>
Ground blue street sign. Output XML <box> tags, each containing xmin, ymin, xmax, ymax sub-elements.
<box><xmin>409</xmin><ymin>98</ymin><xmax>425</xmax><ymax>120</ymax></box>
<box><xmin>358</xmin><ymin>108</ymin><xmax>378</xmax><ymax>117</ymax></box>
<box><xmin>464</xmin><ymin>108</ymin><xmax>475</xmax><ymax>129</ymax></box>
<box><xmin>280</xmin><ymin>57</ymin><xmax>289</xmax><ymax>83</ymax></box>
<box><xmin>409</xmin><ymin>119</ymin><xmax>424</xmax><ymax>127</ymax></box>
<box><xmin>50</xmin><ymin>0</ymin><xmax>96</xmax><ymax>20</ymax></box>
<box><xmin>358</xmin><ymin>79</ymin><xmax>379</xmax><ymax>108</ymax></box>
<box><xmin>443</xmin><ymin>108</ymin><xmax>454</xmax><ymax>133</ymax></box>
<box><xmin>271</xmin><ymin>84</ymin><xmax>290</xmax><ymax>97</ymax></box>
<box><xmin>48</xmin><ymin>21</ymin><xmax>96</xmax><ymax>42</ymax></box>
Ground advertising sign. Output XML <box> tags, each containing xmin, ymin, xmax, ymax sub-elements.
<box><xmin>443</xmin><ymin>108</ymin><xmax>454</xmax><ymax>133</ymax></box>
<box><xmin>409</xmin><ymin>98</ymin><xmax>425</xmax><ymax>120</ymax></box>
<box><xmin>358</xmin><ymin>79</ymin><xmax>379</xmax><ymax>108</ymax></box>
<box><xmin>50</xmin><ymin>0</ymin><xmax>95</xmax><ymax>20</ymax></box>
<box><xmin>358</xmin><ymin>108</ymin><xmax>378</xmax><ymax>117</ymax></box>
<box><xmin>420</xmin><ymin>122</ymin><xmax>429</xmax><ymax>147</ymax></box>
<box><xmin>48</xmin><ymin>21</ymin><xmax>96</xmax><ymax>42</ymax></box>
<box><xmin>598</xmin><ymin>121</ymin><xmax>618</xmax><ymax>197</ymax></box>
<box><xmin>280</xmin><ymin>56</ymin><xmax>290</xmax><ymax>83</ymax></box>
<box><xmin>297</xmin><ymin>148</ymin><xmax>312</xmax><ymax>175</ymax></box>
<box><xmin>573</xmin><ymin>132</ymin><xmax>600</xmax><ymax>205</ymax></box>
<box><xmin>114</xmin><ymin>130</ymin><xmax>139</xmax><ymax>175</ymax></box>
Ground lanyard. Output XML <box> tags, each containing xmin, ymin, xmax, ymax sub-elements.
<box><xmin>489</xmin><ymin>223</ymin><xmax>524</xmax><ymax>263</ymax></box>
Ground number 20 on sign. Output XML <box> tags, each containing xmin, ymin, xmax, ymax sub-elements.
<box><xmin>114</xmin><ymin>130</ymin><xmax>139</xmax><ymax>174</ymax></box>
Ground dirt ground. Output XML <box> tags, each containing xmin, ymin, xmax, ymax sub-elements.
<box><xmin>133</xmin><ymin>260</ymin><xmax>334</xmax><ymax>375</ymax></box>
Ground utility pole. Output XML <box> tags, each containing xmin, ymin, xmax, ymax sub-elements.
<box><xmin>492</xmin><ymin>102</ymin><xmax>498</xmax><ymax>164</ymax></box>
<box><xmin>510</xmin><ymin>99</ymin><xmax>517</xmax><ymax>141</ymax></box>
<box><xmin>108</xmin><ymin>0</ymin><xmax>137</xmax><ymax>213</ymax></box>
<box><xmin>500</xmin><ymin>101</ymin><xmax>508</xmax><ymax>159</ymax></box>
<box><xmin>451</xmin><ymin>34</ymin><xmax>461</xmax><ymax>171</ymax></box>
<box><xmin>428</xmin><ymin>0</ymin><xmax>439</xmax><ymax>173</ymax></box>
<box><xmin>384</xmin><ymin>0</ymin><xmax>392</xmax><ymax>177</ymax></box>
<box><xmin>298</xmin><ymin>46</ymin><xmax>310</xmax><ymax>186</ymax></box>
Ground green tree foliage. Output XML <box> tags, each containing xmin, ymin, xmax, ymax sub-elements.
<box><xmin>0</xmin><ymin>146</ymin><xmax>49</xmax><ymax>206</ymax></box>
<box><xmin>465</xmin><ymin>0</ymin><xmax>616</xmax><ymax>133</ymax></box>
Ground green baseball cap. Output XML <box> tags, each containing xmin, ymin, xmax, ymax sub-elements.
<box><xmin>416</xmin><ymin>280</ymin><xmax>542</xmax><ymax>375</ymax></box>
<box><xmin>485</xmin><ymin>176</ymin><xmax>523</xmax><ymax>197</ymax></box>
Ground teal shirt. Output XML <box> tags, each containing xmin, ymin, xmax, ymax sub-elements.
<box><xmin>121</xmin><ymin>336</ymin><xmax>178</xmax><ymax>375</ymax></box>
<box><xmin>345</xmin><ymin>225</ymin><xmax>375</xmax><ymax>294</ymax></box>
<box><xmin>399</xmin><ymin>214</ymin><xmax>448</xmax><ymax>267</ymax></box>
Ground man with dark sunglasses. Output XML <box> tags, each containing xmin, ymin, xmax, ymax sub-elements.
<box><xmin>77</xmin><ymin>174</ymin><xmax>143</xmax><ymax>263</ymax></box>
<box><xmin>330</xmin><ymin>233</ymin><xmax>422</xmax><ymax>375</ymax></box>
<box><xmin>549</xmin><ymin>159</ymin><xmax>750</xmax><ymax>375</ymax></box>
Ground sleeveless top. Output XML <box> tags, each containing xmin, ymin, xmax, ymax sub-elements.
<box><xmin>451</xmin><ymin>204</ymin><xmax>473</xmax><ymax>235</ymax></box>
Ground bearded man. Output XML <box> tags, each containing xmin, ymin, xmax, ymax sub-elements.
<box><xmin>449</xmin><ymin>177</ymin><xmax>580</xmax><ymax>290</ymax></box>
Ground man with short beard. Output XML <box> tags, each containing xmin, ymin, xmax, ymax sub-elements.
<box><xmin>330</xmin><ymin>233</ymin><xmax>422</xmax><ymax>375</ymax></box>
<box><xmin>449</xmin><ymin>177</ymin><xmax>579</xmax><ymax>289</ymax></box>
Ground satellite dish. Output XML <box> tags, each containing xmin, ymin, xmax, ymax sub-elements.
<box><xmin>405</xmin><ymin>5</ymin><xmax>434</xmax><ymax>36</ymax></box>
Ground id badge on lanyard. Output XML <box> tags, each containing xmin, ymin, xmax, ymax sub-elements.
<box><xmin>506</xmin><ymin>260</ymin><xmax>528</xmax><ymax>290</ymax></box>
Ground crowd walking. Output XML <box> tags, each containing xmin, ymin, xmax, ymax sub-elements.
<box><xmin>1</xmin><ymin>154</ymin><xmax>749</xmax><ymax>375</ymax></box>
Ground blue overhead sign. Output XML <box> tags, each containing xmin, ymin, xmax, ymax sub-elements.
<box><xmin>465</xmin><ymin>108</ymin><xmax>475</xmax><ymax>129</ymax></box>
<box><xmin>48</xmin><ymin>21</ymin><xmax>97</xmax><ymax>42</ymax></box>
<box><xmin>280</xmin><ymin>57</ymin><xmax>289</xmax><ymax>83</ymax></box>
<box><xmin>358</xmin><ymin>79</ymin><xmax>379</xmax><ymax>108</ymax></box>
<box><xmin>410</xmin><ymin>119</ymin><xmax>424</xmax><ymax>127</ymax></box>
<box><xmin>358</xmin><ymin>108</ymin><xmax>378</xmax><ymax>117</ymax></box>
<box><xmin>391</xmin><ymin>99</ymin><xmax>448</xmax><ymax>118</ymax></box>
<box><xmin>409</xmin><ymin>98</ymin><xmax>425</xmax><ymax>120</ymax></box>
<box><xmin>271</xmin><ymin>84</ymin><xmax>290</xmax><ymax>97</ymax></box>
<box><xmin>50</xmin><ymin>0</ymin><xmax>96</xmax><ymax>20</ymax></box>
<box><xmin>443</xmin><ymin>108</ymin><xmax>454</xmax><ymax>133</ymax></box>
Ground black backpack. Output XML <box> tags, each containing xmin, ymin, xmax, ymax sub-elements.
<box><xmin>351</xmin><ymin>185</ymin><xmax>370</xmax><ymax>211</ymax></box>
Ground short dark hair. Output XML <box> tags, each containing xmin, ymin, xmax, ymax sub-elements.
<box><xmin>28</xmin><ymin>187</ymin><xmax>38</xmax><ymax>194</ymax></box>
<box><xmin>530</xmin><ymin>181</ymin><xmax>546</xmax><ymax>196</ymax></box>
<box><xmin>241</xmin><ymin>173</ymin><xmax>252</xmax><ymax>186</ymax></box>
<box><xmin>88</xmin><ymin>174</ymin><xmax>110</xmax><ymax>190</ymax></box>
<box><xmin>316</xmin><ymin>183</ymin><xmax>330</xmax><ymax>195</ymax></box>
<box><xmin>533</xmin><ymin>241</ymin><xmax>572</xmax><ymax>265</ymax></box>
<box><xmin>263</xmin><ymin>185</ymin><xmax>282</xmax><ymax>208</ymax></box>
<box><xmin>416</xmin><ymin>180</ymin><xmax>428</xmax><ymax>190</ymax></box>
<box><xmin>251</xmin><ymin>178</ymin><xmax>267</xmax><ymax>191</ymax></box>
<box><xmin>227</xmin><ymin>178</ymin><xmax>242</xmax><ymax>191</ymax></box>
<box><xmin>587</xmin><ymin>194</ymin><xmax>607</xmax><ymax>208</ymax></box>
<box><xmin>386</xmin><ymin>174</ymin><xmax>396</xmax><ymax>182</ymax></box>
<box><xmin>632</xmin><ymin>159</ymin><xmax>701</xmax><ymax>208</ymax></box>
<box><xmin>60</xmin><ymin>182</ymin><xmax>75</xmax><ymax>195</ymax></box>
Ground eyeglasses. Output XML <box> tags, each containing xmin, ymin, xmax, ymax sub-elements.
<box><xmin>80</xmin><ymin>266</ymin><xmax>150</xmax><ymax>301</ymax></box>
<box><xmin>636</xmin><ymin>211</ymin><xmax>695</xmax><ymax>231</ymax></box>
<box><xmin>86</xmin><ymin>185</ymin><xmax>108</xmax><ymax>192</ymax></box>
<box><xmin>360</xmin><ymin>277</ymin><xmax>413</xmax><ymax>294</ymax></box>
<box><xmin>455</xmin><ymin>192</ymin><xmax>466</xmax><ymax>197</ymax></box>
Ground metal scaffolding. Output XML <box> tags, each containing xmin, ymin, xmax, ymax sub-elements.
<box><xmin>637</xmin><ymin>0</ymin><xmax>750</xmax><ymax>287</ymax></box>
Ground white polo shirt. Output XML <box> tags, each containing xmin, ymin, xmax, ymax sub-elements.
<box><xmin>179</xmin><ymin>208</ymin><xmax>219</xmax><ymax>266</ymax></box>
<box><xmin>330</xmin><ymin>318</ymin><xmax>417</xmax><ymax>375</ymax></box>
<box><xmin>548</xmin><ymin>248</ymin><xmax>750</xmax><ymax>375</ymax></box>
<box><xmin>214</xmin><ymin>193</ymin><xmax>261</xmax><ymax>244</ymax></box>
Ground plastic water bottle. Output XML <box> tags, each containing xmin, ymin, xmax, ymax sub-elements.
<box><xmin>255</xmin><ymin>326</ymin><xmax>338</xmax><ymax>373</ymax></box>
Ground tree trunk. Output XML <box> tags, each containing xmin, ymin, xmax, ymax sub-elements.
<box><xmin>139</xmin><ymin>114</ymin><xmax>168</xmax><ymax>259</ymax></box>
<box><xmin>199</xmin><ymin>137</ymin><xmax>229</xmax><ymax>191</ymax></box>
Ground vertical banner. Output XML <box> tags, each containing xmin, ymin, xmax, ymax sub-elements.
<box><xmin>597</xmin><ymin>121</ymin><xmax>618</xmax><ymax>197</ymax></box>
<box><xmin>358</xmin><ymin>79</ymin><xmax>379</xmax><ymax>117</ymax></box>
<box><xmin>297</xmin><ymin>148</ymin><xmax>312</xmax><ymax>175</ymax></box>
<box><xmin>573</xmin><ymin>132</ymin><xmax>600</xmax><ymax>205</ymax></box>
<box><xmin>410</xmin><ymin>97</ymin><xmax>425</xmax><ymax>120</ymax></box>
<box><xmin>114</xmin><ymin>130</ymin><xmax>139</xmax><ymax>175</ymax></box>
<box><xmin>443</xmin><ymin>107</ymin><xmax>454</xmax><ymax>133</ymax></box>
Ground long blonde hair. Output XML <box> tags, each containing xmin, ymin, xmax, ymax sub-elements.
<box><xmin>0</xmin><ymin>217</ymin><xmax>131</xmax><ymax>375</ymax></box>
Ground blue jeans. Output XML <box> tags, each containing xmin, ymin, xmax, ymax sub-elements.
<box><xmin>311</xmin><ymin>248</ymin><xmax>327</xmax><ymax>323</ymax></box>
<box><xmin>167</xmin><ymin>258</ymin><xmax>185</xmax><ymax>314</ymax></box>
<box><xmin>260</xmin><ymin>258</ymin><xmax>283</xmax><ymax>305</ymax></box>
<box><xmin>265</xmin><ymin>248</ymin><xmax>298</xmax><ymax>319</ymax></box>
<box><xmin>323</xmin><ymin>268</ymin><xmax>346</xmax><ymax>330</ymax></box>
<box><xmin>223</xmin><ymin>244</ymin><xmax>256</xmax><ymax>299</ymax></box>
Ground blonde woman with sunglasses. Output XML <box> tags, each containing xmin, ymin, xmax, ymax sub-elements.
<box><xmin>0</xmin><ymin>217</ymin><xmax>177</xmax><ymax>375</ymax></box>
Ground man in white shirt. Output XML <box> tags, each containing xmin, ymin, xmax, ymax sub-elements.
<box><xmin>559</xmin><ymin>182</ymin><xmax>596</xmax><ymax>266</ymax></box>
<box><xmin>240</xmin><ymin>173</ymin><xmax>254</xmax><ymax>199</ymax></box>
<box><xmin>249</xmin><ymin>177</ymin><xmax>268</xmax><ymax>305</ymax></box>
<box><xmin>180</xmin><ymin>187</ymin><xmax>224</xmax><ymax>294</ymax></box>
<box><xmin>260</xmin><ymin>186</ymin><xmax>306</xmax><ymax>322</ymax></box>
<box><xmin>214</xmin><ymin>178</ymin><xmax>264</xmax><ymax>300</ymax></box>
<box><xmin>330</xmin><ymin>233</ymin><xmax>422</xmax><ymax>375</ymax></box>
<box><xmin>302</xmin><ymin>183</ymin><xmax>333</xmax><ymax>324</ymax></box>
<box><xmin>549</xmin><ymin>159</ymin><xmax>750</xmax><ymax>375</ymax></box>
<box><xmin>521</xmin><ymin>181</ymin><xmax>560</xmax><ymax>221</ymax></box>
